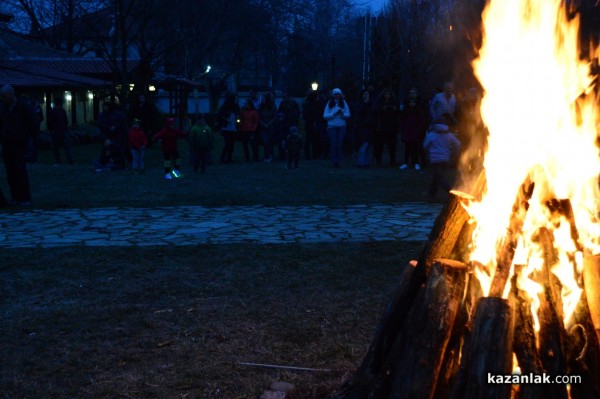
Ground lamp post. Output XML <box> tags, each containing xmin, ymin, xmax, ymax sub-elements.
<box><xmin>311</xmin><ymin>82</ymin><xmax>319</xmax><ymax>91</ymax></box>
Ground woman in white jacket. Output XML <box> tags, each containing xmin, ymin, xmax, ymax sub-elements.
<box><xmin>323</xmin><ymin>88</ymin><xmax>351</xmax><ymax>167</ymax></box>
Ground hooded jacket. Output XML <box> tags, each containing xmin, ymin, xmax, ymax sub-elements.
<box><xmin>422</xmin><ymin>123</ymin><xmax>461</xmax><ymax>164</ymax></box>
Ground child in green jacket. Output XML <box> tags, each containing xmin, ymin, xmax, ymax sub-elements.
<box><xmin>189</xmin><ymin>116</ymin><xmax>214</xmax><ymax>173</ymax></box>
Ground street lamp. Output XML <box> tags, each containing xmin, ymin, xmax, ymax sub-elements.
<box><xmin>311</xmin><ymin>82</ymin><xmax>319</xmax><ymax>91</ymax></box>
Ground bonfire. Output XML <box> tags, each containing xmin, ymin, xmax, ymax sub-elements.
<box><xmin>341</xmin><ymin>0</ymin><xmax>600</xmax><ymax>398</ymax></box>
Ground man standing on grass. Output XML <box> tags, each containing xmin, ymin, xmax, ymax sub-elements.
<box><xmin>0</xmin><ymin>84</ymin><xmax>37</xmax><ymax>206</ymax></box>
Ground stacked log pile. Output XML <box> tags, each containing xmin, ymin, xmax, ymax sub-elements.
<box><xmin>341</xmin><ymin>173</ymin><xmax>600</xmax><ymax>399</ymax></box>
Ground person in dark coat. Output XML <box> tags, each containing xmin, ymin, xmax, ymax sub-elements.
<box><xmin>0</xmin><ymin>84</ymin><xmax>37</xmax><ymax>206</ymax></box>
<box><xmin>399</xmin><ymin>96</ymin><xmax>428</xmax><ymax>170</ymax></box>
<box><xmin>47</xmin><ymin>97</ymin><xmax>73</xmax><ymax>165</ymax></box>
<box><xmin>98</xmin><ymin>101</ymin><xmax>128</xmax><ymax>163</ymax></box>
<box><xmin>353</xmin><ymin>89</ymin><xmax>377</xmax><ymax>167</ymax></box>
<box><xmin>130</xmin><ymin>93</ymin><xmax>157</xmax><ymax>146</ymax></box>
<box><xmin>217</xmin><ymin>93</ymin><xmax>241</xmax><ymax>163</ymax></box>
<box><xmin>302</xmin><ymin>90</ymin><xmax>322</xmax><ymax>160</ymax></box>
<box><xmin>374</xmin><ymin>88</ymin><xmax>400</xmax><ymax>166</ymax></box>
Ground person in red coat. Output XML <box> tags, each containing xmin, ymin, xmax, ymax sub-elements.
<box><xmin>128</xmin><ymin>119</ymin><xmax>148</xmax><ymax>173</ymax></box>
<box><xmin>238</xmin><ymin>99</ymin><xmax>259</xmax><ymax>162</ymax></box>
<box><xmin>153</xmin><ymin>117</ymin><xmax>186</xmax><ymax>179</ymax></box>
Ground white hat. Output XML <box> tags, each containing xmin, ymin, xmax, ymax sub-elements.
<box><xmin>332</xmin><ymin>88</ymin><xmax>343</xmax><ymax>95</ymax></box>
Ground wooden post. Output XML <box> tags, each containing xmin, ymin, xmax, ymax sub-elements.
<box><xmin>451</xmin><ymin>297</ymin><xmax>515</xmax><ymax>399</ymax></box>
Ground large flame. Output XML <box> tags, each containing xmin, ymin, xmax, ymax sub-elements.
<box><xmin>467</xmin><ymin>0</ymin><xmax>599</xmax><ymax>327</ymax></box>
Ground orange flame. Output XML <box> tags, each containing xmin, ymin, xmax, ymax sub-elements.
<box><xmin>467</xmin><ymin>0</ymin><xmax>599</xmax><ymax>327</ymax></box>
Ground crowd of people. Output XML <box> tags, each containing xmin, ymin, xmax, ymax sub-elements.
<box><xmin>0</xmin><ymin>81</ymin><xmax>486</xmax><ymax>207</ymax></box>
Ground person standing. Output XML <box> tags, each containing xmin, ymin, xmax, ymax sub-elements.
<box><xmin>323</xmin><ymin>88</ymin><xmax>351</xmax><ymax>168</ymax></box>
<box><xmin>98</xmin><ymin>101</ymin><xmax>128</xmax><ymax>163</ymax></box>
<box><xmin>399</xmin><ymin>96</ymin><xmax>428</xmax><ymax>170</ymax></box>
<box><xmin>284</xmin><ymin>126</ymin><xmax>303</xmax><ymax>170</ymax></box>
<box><xmin>302</xmin><ymin>90</ymin><xmax>322</xmax><ymax>160</ymax></box>
<box><xmin>153</xmin><ymin>117</ymin><xmax>187</xmax><ymax>179</ymax></box>
<box><xmin>25</xmin><ymin>95</ymin><xmax>43</xmax><ymax>163</ymax></box>
<box><xmin>353</xmin><ymin>89</ymin><xmax>377</xmax><ymax>167</ymax></box>
<box><xmin>374</xmin><ymin>88</ymin><xmax>400</xmax><ymax>166</ymax></box>
<box><xmin>189</xmin><ymin>116</ymin><xmax>214</xmax><ymax>174</ymax></box>
<box><xmin>258</xmin><ymin>92</ymin><xmax>277</xmax><ymax>162</ymax></box>
<box><xmin>429</xmin><ymin>82</ymin><xmax>457</xmax><ymax>122</ymax></box>
<box><xmin>238</xmin><ymin>98</ymin><xmax>259</xmax><ymax>162</ymax></box>
<box><xmin>0</xmin><ymin>85</ymin><xmax>37</xmax><ymax>206</ymax></box>
<box><xmin>423</xmin><ymin>115</ymin><xmax>461</xmax><ymax>200</ymax></box>
<box><xmin>47</xmin><ymin>97</ymin><xmax>74</xmax><ymax>165</ymax></box>
<box><xmin>128</xmin><ymin>118</ymin><xmax>148</xmax><ymax>173</ymax></box>
<box><xmin>130</xmin><ymin>93</ymin><xmax>158</xmax><ymax>146</ymax></box>
<box><xmin>217</xmin><ymin>92</ymin><xmax>240</xmax><ymax>163</ymax></box>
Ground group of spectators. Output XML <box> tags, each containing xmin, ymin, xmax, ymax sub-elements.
<box><xmin>213</xmin><ymin>82</ymin><xmax>484</xmax><ymax>198</ymax></box>
<box><xmin>0</xmin><ymin>81</ymin><xmax>485</xmax><ymax>207</ymax></box>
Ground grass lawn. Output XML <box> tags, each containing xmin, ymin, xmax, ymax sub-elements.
<box><xmin>0</xmin><ymin>140</ymin><xmax>440</xmax><ymax>398</ymax></box>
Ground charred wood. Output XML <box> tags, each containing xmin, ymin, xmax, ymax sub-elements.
<box><xmin>533</xmin><ymin>227</ymin><xmax>569</xmax><ymax>399</ymax></box>
<box><xmin>451</xmin><ymin>297</ymin><xmax>515</xmax><ymax>399</ymax></box>
<box><xmin>385</xmin><ymin>259</ymin><xmax>467</xmax><ymax>399</ymax></box>
<box><xmin>489</xmin><ymin>177</ymin><xmax>535</xmax><ymax>297</ymax></box>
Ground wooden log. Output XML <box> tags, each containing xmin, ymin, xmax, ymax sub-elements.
<box><xmin>583</xmin><ymin>253</ymin><xmax>600</xmax><ymax>347</ymax></box>
<box><xmin>417</xmin><ymin>169</ymin><xmax>486</xmax><ymax>277</ymax></box>
<box><xmin>383</xmin><ymin>259</ymin><xmax>467</xmax><ymax>399</ymax></box>
<box><xmin>532</xmin><ymin>227</ymin><xmax>569</xmax><ymax>399</ymax></box>
<box><xmin>452</xmin><ymin>297</ymin><xmax>515</xmax><ymax>399</ymax></box>
<box><xmin>568</xmin><ymin>291</ymin><xmax>600</xmax><ymax>399</ymax></box>
<box><xmin>432</xmin><ymin>272</ymin><xmax>477</xmax><ymax>399</ymax></box>
<box><xmin>417</xmin><ymin>191</ymin><xmax>473</xmax><ymax>277</ymax></box>
<box><xmin>489</xmin><ymin>177</ymin><xmax>535</xmax><ymax>297</ymax></box>
<box><xmin>509</xmin><ymin>270</ymin><xmax>545</xmax><ymax>399</ymax></box>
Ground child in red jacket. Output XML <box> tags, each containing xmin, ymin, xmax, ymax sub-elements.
<box><xmin>153</xmin><ymin>117</ymin><xmax>186</xmax><ymax>179</ymax></box>
<box><xmin>128</xmin><ymin>119</ymin><xmax>148</xmax><ymax>173</ymax></box>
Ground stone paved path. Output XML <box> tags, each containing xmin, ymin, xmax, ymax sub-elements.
<box><xmin>0</xmin><ymin>203</ymin><xmax>442</xmax><ymax>248</ymax></box>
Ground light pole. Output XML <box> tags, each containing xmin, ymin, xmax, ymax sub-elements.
<box><xmin>311</xmin><ymin>82</ymin><xmax>319</xmax><ymax>91</ymax></box>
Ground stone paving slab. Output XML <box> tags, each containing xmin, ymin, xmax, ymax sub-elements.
<box><xmin>0</xmin><ymin>203</ymin><xmax>443</xmax><ymax>248</ymax></box>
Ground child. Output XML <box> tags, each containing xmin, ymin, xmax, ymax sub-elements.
<box><xmin>153</xmin><ymin>117</ymin><xmax>187</xmax><ymax>179</ymax></box>
<box><xmin>128</xmin><ymin>119</ymin><xmax>147</xmax><ymax>173</ymax></box>
<box><xmin>422</xmin><ymin>115</ymin><xmax>461</xmax><ymax>200</ymax></box>
<box><xmin>94</xmin><ymin>139</ymin><xmax>125</xmax><ymax>172</ymax></box>
<box><xmin>189</xmin><ymin>116</ymin><xmax>214</xmax><ymax>173</ymax></box>
<box><xmin>284</xmin><ymin>126</ymin><xmax>303</xmax><ymax>170</ymax></box>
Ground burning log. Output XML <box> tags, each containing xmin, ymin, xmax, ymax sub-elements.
<box><xmin>568</xmin><ymin>291</ymin><xmax>600</xmax><ymax>399</ymax></box>
<box><xmin>489</xmin><ymin>177</ymin><xmax>535</xmax><ymax>297</ymax></box>
<box><xmin>450</xmin><ymin>297</ymin><xmax>515</xmax><ymax>399</ymax></box>
<box><xmin>533</xmin><ymin>227</ymin><xmax>569</xmax><ymax>399</ymax></box>
<box><xmin>510</xmin><ymin>270</ymin><xmax>545</xmax><ymax>399</ymax></box>
<box><xmin>417</xmin><ymin>191</ymin><xmax>474</xmax><ymax>276</ymax></box>
<box><xmin>583</xmin><ymin>253</ymin><xmax>600</xmax><ymax>346</ymax></box>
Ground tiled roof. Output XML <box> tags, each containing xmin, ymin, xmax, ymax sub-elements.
<box><xmin>0</xmin><ymin>61</ymin><xmax>108</xmax><ymax>88</ymax></box>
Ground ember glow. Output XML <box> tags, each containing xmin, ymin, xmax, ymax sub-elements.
<box><xmin>466</xmin><ymin>0</ymin><xmax>599</xmax><ymax>327</ymax></box>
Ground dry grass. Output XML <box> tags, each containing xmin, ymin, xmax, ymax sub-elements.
<box><xmin>0</xmin><ymin>242</ymin><xmax>422</xmax><ymax>398</ymax></box>
<box><xmin>0</xmin><ymin>141</ymin><xmax>439</xmax><ymax>398</ymax></box>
